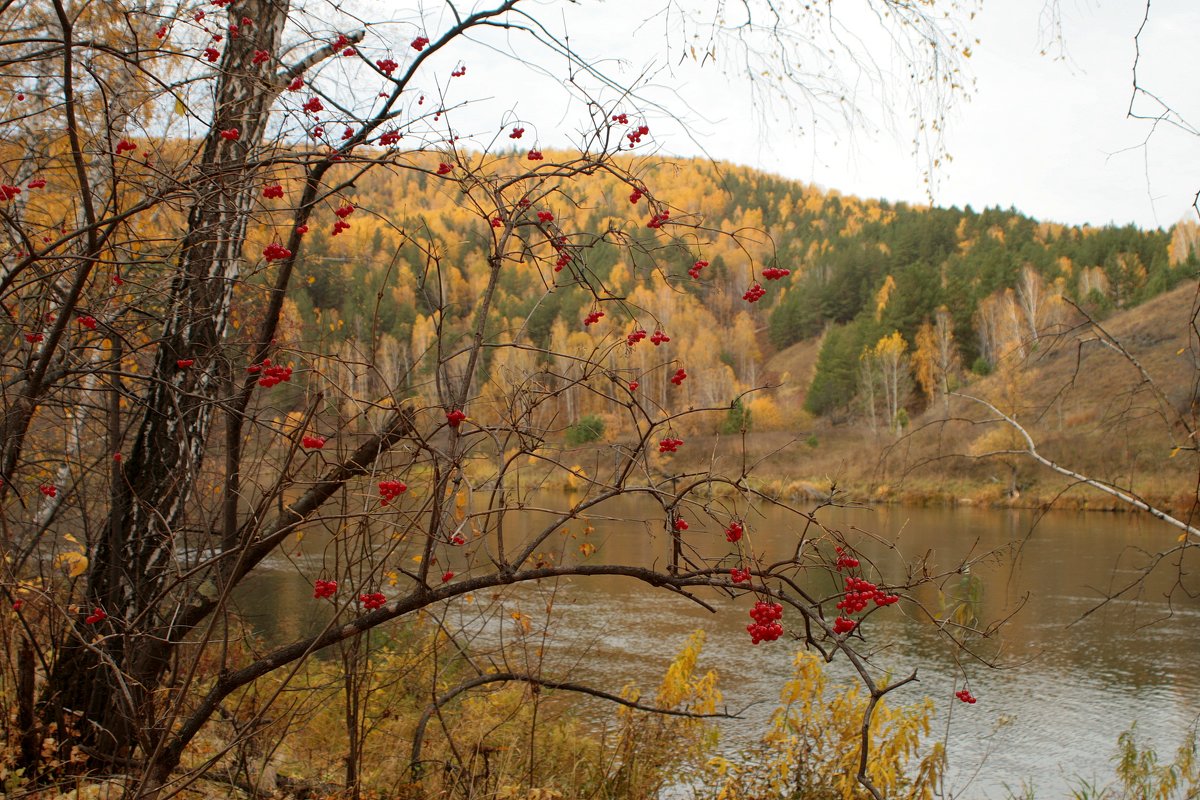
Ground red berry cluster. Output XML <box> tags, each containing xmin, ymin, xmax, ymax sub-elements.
<box><xmin>626</xmin><ymin>123</ymin><xmax>650</xmax><ymax>146</ymax></box>
<box><xmin>377</xmin><ymin>58</ymin><xmax>398</xmax><ymax>74</ymax></box>
<box><xmin>262</xmin><ymin>183</ymin><xmax>284</xmax><ymax>199</ymax></box>
<box><xmin>302</xmin><ymin>435</ymin><xmax>326</xmax><ymax>449</ymax></box>
<box><xmin>536</xmin><ymin>210</ymin><xmax>554</xmax><ymax>222</ymax></box>
<box><xmin>837</xmin><ymin>576</ymin><xmax>899</xmax><ymax>614</ymax></box>
<box><xmin>742</xmin><ymin>283</ymin><xmax>766</xmax><ymax>303</ymax></box>
<box><xmin>263</xmin><ymin>242</ymin><xmax>292</xmax><ymax>261</ymax></box>
<box><xmin>247</xmin><ymin>358</ymin><xmax>292</xmax><ymax>387</ymax></box>
<box><xmin>611</xmin><ymin>112</ymin><xmax>629</xmax><ymax>124</ymax></box>
<box><xmin>360</xmin><ymin>592</ymin><xmax>386</xmax><ymax>610</ymax></box>
<box><xmin>688</xmin><ymin>260</ymin><xmax>708</xmax><ymax>279</ymax></box>
<box><xmin>204</xmin><ymin>47</ymin><xmax>220</xmax><ymax>62</ymax></box>
<box><xmin>313</xmin><ymin>579</ymin><xmax>338</xmax><ymax>599</ymax></box>
<box><xmin>527</xmin><ymin>149</ymin><xmax>543</xmax><ymax>161</ymax></box>
<box><xmin>490</xmin><ymin>217</ymin><xmax>503</xmax><ymax>228</ymax></box>
<box><xmin>379</xmin><ymin>130</ymin><xmax>401</xmax><ymax>146</ymax></box>
<box><xmin>509</xmin><ymin>126</ymin><xmax>525</xmax><ymax>139</ymax></box>
<box><xmin>39</xmin><ymin>484</ymin><xmax>57</xmax><ymax>497</ymax></box>
<box><xmin>450</xmin><ymin>65</ymin><xmax>466</xmax><ymax>78</ymax></box>
<box><xmin>747</xmin><ymin>601</ymin><xmax>783</xmax><ymax>644</ymax></box>
<box><xmin>629</xmin><ymin>188</ymin><xmax>643</xmax><ymax>204</ymax></box>
<box><xmin>956</xmin><ymin>689</ymin><xmax>977</xmax><ymax>704</ymax></box>
<box><xmin>437</xmin><ymin>162</ymin><xmax>454</xmax><ymax>175</ymax></box>
<box><xmin>626</xmin><ymin>329</ymin><xmax>647</xmax><ymax>346</ymax></box>
<box><xmin>650</xmin><ymin>330</ymin><xmax>670</xmax><ymax>346</ymax></box>
<box><xmin>725</xmin><ymin>521</ymin><xmax>743</xmax><ymax>542</ymax></box>
<box><xmin>451</xmin><ymin>533</ymin><xmax>466</xmax><ymax>545</ymax></box>
<box><xmin>411</xmin><ymin>36</ymin><xmax>429</xmax><ymax>51</ymax></box>
<box><xmin>219</xmin><ymin>128</ymin><xmax>240</xmax><ymax>141</ymax></box>
<box><xmin>670</xmin><ymin>368</ymin><xmax>687</xmax><ymax>385</ymax></box>
<box><xmin>833</xmin><ymin>616</ymin><xmax>857</xmax><ymax>634</ymax></box>
<box><xmin>673</xmin><ymin>517</ymin><xmax>689</xmax><ymax>531</ymax></box>
<box><xmin>646</xmin><ymin>209</ymin><xmax>669</xmax><ymax>229</ymax></box>
<box><xmin>583</xmin><ymin>310</ymin><xmax>604</xmax><ymax>326</ymax></box>
<box><xmin>658</xmin><ymin>437</ymin><xmax>683</xmax><ymax>453</ymax></box>
<box><xmin>252</xmin><ymin>49</ymin><xmax>270</xmax><ymax>65</ymax></box>
<box><xmin>85</xmin><ymin>607</ymin><xmax>107</xmax><ymax>624</ymax></box>
<box><xmin>378</xmin><ymin>480</ymin><xmax>406</xmax><ymax>505</ymax></box>
<box><xmin>302</xmin><ymin>96</ymin><xmax>323</xmax><ymax>114</ymax></box>
<box><xmin>116</xmin><ymin>139</ymin><xmax>137</xmax><ymax>155</ymax></box>
<box><xmin>176</xmin><ymin>359</ymin><xmax>194</xmax><ymax>368</ymax></box>
<box><xmin>730</xmin><ymin>567</ymin><xmax>751</xmax><ymax>583</ymax></box>
<box><xmin>446</xmin><ymin>409</ymin><xmax>467</xmax><ymax>428</ymax></box>
<box><xmin>762</xmin><ymin>267</ymin><xmax>790</xmax><ymax>280</ymax></box>
<box><xmin>834</xmin><ymin>545</ymin><xmax>860</xmax><ymax>571</ymax></box>
<box><xmin>441</xmin><ymin>570</ymin><xmax>455</xmax><ymax>583</ymax></box>
<box><xmin>287</xmin><ymin>76</ymin><xmax>303</xmax><ymax>91</ymax></box>
<box><xmin>79</xmin><ymin>315</ymin><xmax>97</xmax><ymax>330</ymax></box>
<box><xmin>28</xmin><ymin>179</ymin><xmax>46</xmax><ymax>189</ymax></box>
<box><xmin>25</xmin><ymin>333</ymin><xmax>43</xmax><ymax>343</ymax></box>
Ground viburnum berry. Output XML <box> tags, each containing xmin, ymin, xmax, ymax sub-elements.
<box><xmin>0</xmin><ymin>184</ymin><xmax>20</xmax><ymax>200</ymax></box>
<box><xmin>302</xmin><ymin>435</ymin><xmax>326</xmax><ymax>449</ymax></box>
<box><xmin>834</xmin><ymin>545</ymin><xmax>860</xmax><ymax>571</ymax></box>
<box><xmin>176</xmin><ymin>358</ymin><xmax>194</xmax><ymax>368</ymax></box>
<box><xmin>491</xmin><ymin>217</ymin><xmax>503</xmax><ymax>228</ymax></box>
<box><xmin>302</xmin><ymin>96</ymin><xmax>324</xmax><ymax>114</ymax></box>
<box><xmin>296</xmin><ymin>224</ymin><xmax>309</xmax><ymax>235</ymax></box>
<box><xmin>646</xmin><ymin>210</ymin><xmax>669</xmax><ymax>229</ymax></box>
<box><xmin>446</xmin><ymin>409</ymin><xmax>467</xmax><ymax>428</ymax></box>
<box><xmin>204</xmin><ymin>47</ymin><xmax>220</xmax><ymax>62</ymax></box>
<box><xmin>262</xmin><ymin>183</ymin><xmax>284</xmax><ymax>199</ymax></box>
<box><xmin>342</xmin><ymin>47</ymin><xmax>356</xmax><ymax>57</ymax></box>
<box><xmin>747</xmin><ymin>600</ymin><xmax>783</xmax><ymax>644</ymax></box>
<box><xmin>27</xmin><ymin>179</ymin><xmax>46</xmax><ymax>189</ymax></box>
<box><xmin>378</xmin><ymin>479</ymin><xmax>407</xmax><ymax>505</ymax></box>
<box><xmin>287</xmin><ymin>76</ymin><xmax>304</xmax><ymax>91</ymax></box>
<box><xmin>650</xmin><ymin>329</ymin><xmax>670</xmax><ymax>346</ymax></box>
<box><xmin>310</xmin><ymin>125</ymin><xmax>324</xmax><ymax>139</ymax></box>
<box><xmin>628</xmin><ymin>381</ymin><xmax>639</xmax><ymax>391</ymax></box>
<box><xmin>658</xmin><ymin>437</ymin><xmax>683</xmax><ymax>453</ymax></box>
<box><xmin>377</xmin><ymin>58</ymin><xmax>398</xmax><ymax>75</ymax></box>
<box><xmin>437</xmin><ymin>162</ymin><xmax>454</xmax><ymax>175</ymax></box>
<box><xmin>625</xmin><ymin>123</ymin><xmax>650</xmax><ymax>146</ymax></box>
<box><xmin>332</xmin><ymin>219</ymin><xmax>350</xmax><ymax>236</ymax></box>
<box><xmin>249</xmin><ymin>358</ymin><xmax>292</xmax><ymax>387</ymax></box>
<box><xmin>25</xmin><ymin>333</ymin><xmax>43</xmax><ymax>343</ymax></box>
<box><xmin>194</xmin><ymin>10</ymin><xmax>206</xmax><ymax>21</ymax></box>
<box><xmin>450</xmin><ymin>65</ymin><xmax>466</xmax><ymax>77</ymax></box>
<box><xmin>583</xmin><ymin>310</ymin><xmax>604</xmax><ymax>326</ymax></box>
<box><xmin>441</xmin><ymin>570</ymin><xmax>455</xmax><ymax>583</ymax></box>
<box><xmin>742</xmin><ymin>283</ymin><xmax>766</xmax><ymax>303</ymax></box>
<box><xmin>673</xmin><ymin>517</ymin><xmax>689</xmax><ymax>531</ymax></box>
<box><xmin>379</xmin><ymin>130</ymin><xmax>401</xmax><ymax>146</ymax></box>
<box><xmin>411</xmin><ymin>35</ymin><xmax>430</xmax><ymax>51</ymax></box>
<box><xmin>527</xmin><ymin>149</ymin><xmax>543</xmax><ymax>161</ymax></box>
<box><xmin>116</xmin><ymin>139</ymin><xmax>137</xmax><ymax>155</ymax></box>
<box><xmin>78</xmin><ymin>315</ymin><xmax>97</xmax><ymax>330</ymax></box>
<box><xmin>332</xmin><ymin>33</ymin><xmax>350</xmax><ymax>49</ymax></box>
<box><xmin>725</xmin><ymin>521</ymin><xmax>744</xmax><ymax>543</ymax></box>
<box><xmin>611</xmin><ymin>112</ymin><xmax>628</xmax><ymax>124</ymax></box>
<box><xmin>730</xmin><ymin>567</ymin><xmax>751</xmax><ymax>584</ymax></box>
<box><xmin>155</xmin><ymin>25</ymin><xmax>168</xmax><ymax>38</ymax></box>
<box><xmin>313</xmin><ymin>579</ymin><xmax>338</xmax><ymax>599</ymax></box>
<box><xmin>85</xmin><ymin>607</ymin><xmax>107</xmax><ymax>624</ymax></box>
<box><xmin>360</xmin><ymin>592</ymin><xmax>386</xmax><ymax>610</ymax></box>
<box><xmin>219</xmin><ymin>128</ymin><xmax>240</xmax><ymax>141</ymax></box>
<box><xmin>451</xmin><ymin>533</ymin><xmax>466</xmax><ymax>545</ymax></box>
<box><xmin>537</xmin><ymin>210</ymin><xmax>554</xmax><ymax>222</ymax></box>
<box><xmin>833</xmin><ymin>616</ymin><xmax>857</xmax><ymax>635</ymax></box>
<box><xmin>509</xmin><ymin>126</ymin><xmax>525</xmax><ymax>139</ymax></box>
<box><xmin>762</xmin><ymin>266</ymin><xmax>791</xmax><ymax>280</ymax></box>
<box><xmin>956</xmin><ymin>689</ymin><xmax>978</xmax><ymax>704</ymax></box>
<box><xmin>334</xmin><ymin>203</ymin><xmax>355</xmax><ymax>218</ymax></box>
<box><xmin>688</xmin><ymin>259</ymin><xmax>708</xmax><ymax>279</ymax></box>
<box><xmin>670</xmin><ymin>368</ymin><xmax>687</xmax><ymax>386</ymax></box>
<box><xmin>39</xmin><ymin>484</ymin><xmax>57</xmax><ymax>497</ymax></box>
<box><xmin>629</xmin><ymin>188</ymin><xmax>643</xmax><ymax>204</ymax></box>
<box><xmin>263</xmin><ymin>242</ymin><xmax>292</xmax><ymax>261</ymax></box>
<box><xmin>626</xmin><ymin>329</ymin><xmax>647</xmax><ymax>346</ymax></box>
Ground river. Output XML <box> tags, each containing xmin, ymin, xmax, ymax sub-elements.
<box><xmin>238</xmin><ymin>496</ymin><xmax>1200</xmax><ymax>798</ymax></box>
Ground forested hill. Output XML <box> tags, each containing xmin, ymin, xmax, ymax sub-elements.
<box><xmin>283</xmin><ymin>151</ymin><xmax>1198</xmax><ymax>430</ymax></box>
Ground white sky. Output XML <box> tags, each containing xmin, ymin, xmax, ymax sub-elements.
<box><xmin>358</xmin><ymin>0</ymin><xmax>1199</xmax><ymax>229</ymax></box>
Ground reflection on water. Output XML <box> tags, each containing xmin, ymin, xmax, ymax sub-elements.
<box><xmin>236</xmin><ymin>497</ymin><xmax>1200</xmax><ymax>798</ymax></box>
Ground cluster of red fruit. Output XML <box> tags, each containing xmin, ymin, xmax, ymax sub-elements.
<box><xmin>302</xmin><ymin>96</ymin><xmax>323</xmax><ymax>114</ymax></box>
<box><xmin>116</xmin><ymin>139</ymin><xmax>137</xmax><ymax>155</ymax></box>
<box><xmin>527</xmin><ymin>149</ymin><xmax>543</xmax><ymax>161</ymax></box>
<box><xmin>39</xmin><ymin>484</ymin><xmax>57</xmax><ymax>498</ymax></box>
<box><xmin>301</xmin><ymin>435</ymin><xmax>326</xmax><ymax>449</ymax></box>
<box><xmin>450</xmin><ymin>65</ymin><xmax>466</xmax><ymax>78</ymax></box>
<box><xmin>650</xmin><ymin>330</ymin><xmax>670</xmax><ymax>346</ymax></box>
<box><xmin>611</xmin><ymin>112</ymin><xmax>629</xmax><ymax>124</ymax></box>
<box><xmin>625</xmin><ymin>123</ymin><xmax>650</xmax><ymax>146</ymax></box>
<box><xmin>761</xmin><ymin>267</ymin><xmax>790</xmax><ymax>280</ymax></box>
<box><xmin>411</xmin><ymin>36</ymin><xmax>429</xmax><ymax>51</ymax></box>
<box><xmin>378</xmin><ymin>480</ymin><xmax>406</xmax><ymax>505</ymax></box>
<box><xmin>437</xmin><ymin>162</ymin><xmax>454</xmax><ymax>175</ymax></box>
<box><xmin>742</xmin><ymin>283</ymin><xmax>766</xmax><ymax>303</ymax></box>
<box><xmin>509</xmin><ymin>126</ymin><xmax>525</xmax><ymax>139</ymax></box>
<box><xmin>262</xmin><ymin>183</ymin><xmax>284</xmax><ymax>199</ymax></box>
<box><xmin>78</xmin><ymin>316</ymin><xmax>97</xmax><ymax>330</ymax></box>
<box><xmin>360</xmin><ymin>592</ymin><xmax>386</xmax><ymax>610</ymax></box>
<box><xmin>446</xmin><ymin>409</ymin><xmax>467</xmax><ymax>428</ymax></box>
<box><xmin>626</xmin><ymin>329</ymin><xmax>647</xmax><ymax>346</ymax></box>
<box><xmin>379</xmin><ymin>130</ymin><xmax>401</xmax><ymax>146</ymax></box>
<box><xmin>85</xmin><ymin>607</ymin><xmax>107</xmax><ymax>624</ymax></box>
<box><xmin>247</xmin><ymin>359</ymin><xmax>292</xmax><ymax>388</ymax></box>
<box><xmin>833</xmin><ymin>616</ymin><xmax>857</xmax><ymax>634</ymax></box>
<box><xmin>629</xmin><ymin>188</ymin><xmax>643</xmax><ymax>204</ymax></box>
<box><xmin>219</xmin><ymin>128</ymin><xmax>240</xmax><ymax>141</ymax></box>
<box><xmin>747</xmin><ymin>600</ymin><xmax>783</xmax><ymax>644</ymax></box>
<box><xmin>955</xmin><ymin>689</ymin><xmax>977</xmax><ymax>704</ymax></box>
<box><xmin>837</xmin><ymin>576</ymin><xmax>899</xmax><ymax>614</ymax></box>
<box><xmin>176</xmin><ymin>359</ymin><xmax>194</xmax><ymax>368</ymax></box>
<box><xmin>672</xmin><ymin>517</ymin><xmax>689</xmax><ymax>531</ymax></box>
<box><xmin>536</xmin><ymin>210</ymin><xmax>554</xmax><ymax>222</ymax></box>
<box><xmin>688</xmin><ymin>260</ymin><xmax>708</xmax><ymax>279</ymax></box>
<box><xmin>583</xmin><ymin>310</ymin><xmax>604</xmax><ymax>326</ymax></box>
<box><xmin>263</xmin><ymin>242</ymin><xmax>291</xmax><ymax>261</ymax></box>
<box><xmin>377</xmin><ymin>58</ymin><xmax>398</xmax><ymax>75</ymax></box>
<box><xmin>834</xmin><ymin>545</ymin><xmax>859</xmax><ymax>571</ymax></box>
<box><xmin>730</xmin><ymin>567</ymin><xmax>751</xmax><ymax>584</ymax></box>
<box><xmin>658</xmin><ymin>437</ymin><xmax>684</xmax><ymax>453</ymax></box>
<box><xmin>313</xmin><ymin>579</ymin><xmax>338</xmax><ymax>599</ymax></box>
<box><xmin>670</xmin><ymin>368</ymin><xmax>687</xmax><ymax>385</ymax></box>
<box><xmin>725</xmin><ymin>521</ymin><xmax>744</xmax><ymax>542</ymax></box>
<box><xmin>646</xmin><ymin>209</ymin><xmax>669</xmax><ymax>229</ymax></box>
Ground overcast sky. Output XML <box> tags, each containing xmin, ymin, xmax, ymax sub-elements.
<box><xmin>377</xmin><ymin>0</ymin><xmax>1198</xmax><ymax>230</ymax></box>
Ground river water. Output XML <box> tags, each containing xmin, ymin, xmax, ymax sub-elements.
<box><xmin>239</xmin><ymin>496</ymin><xmax>1200</xmax><ymax>798</ymax></box>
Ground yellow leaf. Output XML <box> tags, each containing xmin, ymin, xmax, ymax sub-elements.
<box><xmin>55</xmin><ymin>550</ymin><xmax>89</xmax><ymax>577</ymax></box>
<box><xmin>64</xmin><ymin>533</ymin><xmax>78</xmax><ymax>543</ymax></box>
<box><xmin>174</xmin><ymin>97</ymin><xmax>187</xmax><ymax>115</ymax></box>
<box><xmin>411</xmin><ymin>554</ymin><xmax>422</xmax><ymax>563</ymax></box>
<box><xmin>1170</xmin><ymin>447</ymin><xmax>1181</xmax><ymax>458</ymax></box>
<box><xmin>579</xmin><ymin>542</ymin><xmax>596</xmax><ymax>557</ymax></box>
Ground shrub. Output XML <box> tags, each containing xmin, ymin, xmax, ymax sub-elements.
<box><xmin>566</xmin><ymin>415</ymin><xmax>605</xmax><ymax>445</ymax></box>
